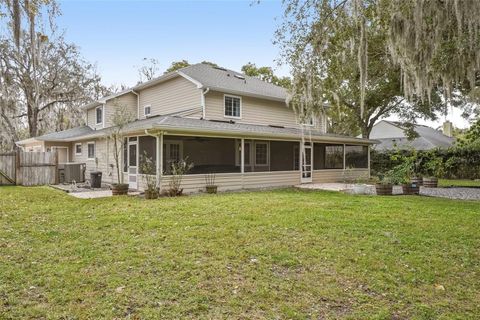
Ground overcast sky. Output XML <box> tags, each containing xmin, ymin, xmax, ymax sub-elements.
<box><xmin>57</xmin><ymin>0</ymin><xmax>471</xmax><ymax>128</ymax></box>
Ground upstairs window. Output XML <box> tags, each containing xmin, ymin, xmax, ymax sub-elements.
<box><xmin>95</xmin><ymin>106</ymin><xmax>103</xmax><ymax>125</ymax></box>
<box><xmin>144</xmin><ymin>105</ymin><xmax>151</xmax><ymax>117</ymax></box>
<box><xmin>224</xmin><ymin>95</ymin><xmax>241</xmax><ymax>118</ymax></box>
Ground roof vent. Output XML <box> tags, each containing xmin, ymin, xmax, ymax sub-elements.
<box><xmin>214</xmin><ymin>66</ymin><xmax>227</xmax><ymax>72</ymax></box>
<box><xmin>269</xmin><ymin>125</ymin><xmax>285</xmax><ymax>128</ymax></box>
<box><xmin>234</xmin><ymin>74</ymin><xmax>245</xmax><ymax>80</ymax></box>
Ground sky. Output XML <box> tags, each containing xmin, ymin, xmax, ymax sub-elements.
<box><xmin>56</xmin><ymin>0</ymin><xmax>471</xmax><ymax>129</ymax></box>
<box><xmin>57</xmin><ymin>0</ymin><xmax>287</xmax><ymax>87</ymax></box>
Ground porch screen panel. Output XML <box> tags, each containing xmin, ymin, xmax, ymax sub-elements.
<box><xmin>345</xmin><ymin>145</ymin><xmax>368</xmax><ymax>168</ymax></box>
<box><xmin>138</xmin><ymin>136</ymin><xmax>157</xmax><ymax>174</ymax></box>
<box><xmin>163</xmin><ymin>135</ymin><xmax>239</xmax><ymax>174</ymax></box>
<box><xmin>314</xmin><ymin>143</ymin><xmax>344</xmax><ymax>169</ymax></box>
<box><xmin>269</xmin><ymin>141</ymin><xmax>298</xmax><ymax>171</ymax></box>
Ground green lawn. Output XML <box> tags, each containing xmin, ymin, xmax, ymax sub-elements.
<box><xmin>439</xmin><ymin>179</ymin><xmax>480</xmax><ymax>188</ymax></box>
<box><xmin>1</xmin><ymin>187</ymin><xmax>479</xmax><ymax>319</ymax></box>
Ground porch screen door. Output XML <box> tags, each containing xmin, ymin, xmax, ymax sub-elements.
<box><xmin>128</xmin><ymin>137</ymin><xmax>138</xmax><ymax>189</ymax></box>
<box><xmin>301</xmin><ymin>143</ymin><xmax>313</xmax><ymax>183</ymax></box>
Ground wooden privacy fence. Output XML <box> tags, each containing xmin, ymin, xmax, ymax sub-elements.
<box><xmin>0</xmin><ymin>150</ymin><xmax>58</xmax><ymax>186</ymax></box>
<box><xmin>0</xmin><ymin>152</ymin><xmax>16</xmax><ymax>185</ymax></box>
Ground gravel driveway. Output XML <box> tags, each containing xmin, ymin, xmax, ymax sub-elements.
<box><xmin>419</xmin><ymin>187</ymin><xmax>480</xmax><ymax>201</ymax></box>
<box><xmin>298</xmin><ymin>183</ymin><xmax>480</xmax><ymax>201</ymax></box>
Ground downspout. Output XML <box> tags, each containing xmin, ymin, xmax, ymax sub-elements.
<box><xmin>201</xmin><ymin>87</ymin><xmax>210</xmax><ymax>119</ymax></box>
<box><xmin>131</xmin><ymin>90</ymin><xmax>139</xmax><ymax>119</ymax></box>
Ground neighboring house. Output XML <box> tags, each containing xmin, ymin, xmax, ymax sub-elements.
<box><xmin>16</xmin><ymin>63</ymin><xmax>376</xmax><ymax>192</ymax></box>
<box><xmin>368</xmin><ymin>120</ymin><xmax>455</xmax><ymax>151</ymax></box>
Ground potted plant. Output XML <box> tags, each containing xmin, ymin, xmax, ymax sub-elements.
<box><xmin>166</xmin><ymin>158</ymin><xmax>193</xmax><ymax>197</ymax></box>
<box><xmin>374</xmin><ymin>175</ymin><xmax>393</xmax><ymax>195</ymax></box>
<box><xmin>108</xmin><ymin>101</ymin><xmax>134</xmax><ymax>195</ymax></box>
<box><xmin>423</xmin><ymin>155</ymin><xmax>443</xmax><ymax>188</ymax></box>
<box><xmin>205</xmin><ymin>173</ymin><xmax>217</xmax><ymax>194</ymax></box>
<box><xmin>140</xmin><ymin>152</ymin><xmax>159</xmax><ymax>199</ymax></box>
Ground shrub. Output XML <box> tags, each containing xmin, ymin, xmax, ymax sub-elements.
<box><xmin>371</xmin><ymin>145</ymin><xmax>480</xmax><ymax>179</ymax></box>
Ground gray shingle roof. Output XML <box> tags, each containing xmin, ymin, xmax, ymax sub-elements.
<box><xmin>178</xmin><ymin>63</ymin><xmax>287</xmax><ymax>101</ymax></box>
<box><xmin>374</xmin><ymin>121</ymin><xmax>455</xmax><ymax>151</ymax></box>
<box><xmin>20</xmin><ymin>116</ymin><xmax>376</xmax><ymax>144</ymax></box>
<box><xmin>35</xmin><ymin>126</ymin><xmax>94</xmax><ymax>141</ymax></box>
<box><xmin>82</xmin><ymin>63</ymin><xmax>287</xmax><ymax>111</ymax></box>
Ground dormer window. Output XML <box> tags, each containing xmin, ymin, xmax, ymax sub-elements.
<box><xmin>95</xmin><ymin>106</ymin><xmax>103</xmax><ymax>125</ymax></box>
<box><xmin>144</xmin><ymin>105</ymin><xmax>151</xmax><ymax>117</ymax></box>
<box><xmin>224</xmin><ymin>95</ymin><xmax>241</xmax><ymax>119</ymax></box>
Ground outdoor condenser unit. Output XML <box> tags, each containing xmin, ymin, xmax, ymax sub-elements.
<box><xmin>63</xmin><ymin>163</ymin><xmax>86</xmax><ymax>183</ymax></box>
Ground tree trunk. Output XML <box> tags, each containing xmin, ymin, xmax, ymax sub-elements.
<box><xmin>27</xmin><ymin>104</ymin><xmax>39</xmax><ymax>137</ymax></box>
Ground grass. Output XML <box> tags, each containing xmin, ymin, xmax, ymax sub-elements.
<box><xmin>0</xmin><ymin>187</ymin><xmax>479</xmax><ymax>319</ymax></box>
<box><xmin>439</xmin><ymin>179</ymin><xmax>480</xmax><ymax>188</ymax></box>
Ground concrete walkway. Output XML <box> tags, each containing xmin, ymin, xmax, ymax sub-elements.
<box><xmin>51</xmin><ymin>184</ymin><xmax>140</xmax><ymax>199</ymax></box>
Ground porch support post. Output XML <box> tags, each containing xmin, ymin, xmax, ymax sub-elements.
<box><xmin>241</xmin><ymin>138</ymin><xmax>245</xmax><ymax>188</ymax></box>
<box><xmin>367</xmin><ymin>145</ymin><xmax>371</xmax><ymax>178</ymax></box>
<box><xmin>343</xmin><ymin>143</ymin><xmax>346</xmax><ymax>169</ymax></box>
<box><xmin>241</xmin><ymin>138</ymin><xmax>245</xmax><ymax>174</ymax></box>
<box><xmin>157</xmin><ymin>133</ymin><xmax>163</xmax><ymax>189</ymax></box>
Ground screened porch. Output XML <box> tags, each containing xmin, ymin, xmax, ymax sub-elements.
<box><xmin>121</xmin><ymin>134</ymin><xmax>369</xmax><ymax>190</ymax></box>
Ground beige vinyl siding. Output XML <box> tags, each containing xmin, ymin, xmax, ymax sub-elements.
<box><xmin>104</xmin><ymin>93</ymin><xmax>138</xmax><ymax>128</ymax></box>
<box><xmin>205</xmin><ymin>91</ymin><xmax>295</xmax><ymax>127</ymax></box>
<box><xmin>312</xmin><ymin>168</ymin><xmax>369</xmax><ymax>183</ymax></box>
<box><xmin>204</xmin><ymin>91</ymin><xmax>326</xmax><ymax>132</ymax></box>
<box><xmin>87</xmin><ymin>106</ymin><xmax>103</xmax><ymax>129</ymax></box>
<box><xmin>22</xmin><ymin>141</ymin><xmax>44</xmax><ymax>152</ymax></box>
<box><xmin>70</xmin><ymin>138</ymin><xmax>118</xmax><ymax>184</ymax></box>
<box><xmin>43</xmin><ymin>142</ymin><xmax>73</xmax><ymax>162</ymax></box>
<box><xmin>139</xmin><ymin>171</ymin><xmax>301</xmax><ymax>193</ymax></box>
<box><xmin>138</xmin><ymin>77</ymin><xmax>201</xmax><ymax>119</ymax></box>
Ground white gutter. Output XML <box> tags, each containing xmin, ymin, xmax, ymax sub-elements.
<box><xmin>201</xmin><ymin>87</ymin><xmax>210</xmax><ymax>119</ymax></box>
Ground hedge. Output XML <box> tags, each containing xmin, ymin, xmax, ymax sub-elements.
<box><xmin>371</xmin><ymin>145</ymin><xmax>480</xmax><ymax>179</ymax></box>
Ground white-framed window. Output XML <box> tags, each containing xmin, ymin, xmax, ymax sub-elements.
<box><xmin>224</xmin><ymin>95</ymin><xmax>241</xmax><ymax>119</ymax></box>
<box><xmin>95</xmin><ymin>106</ymin><xmax>103</xmax><ymax>125</ymax></box>
<box><xmin>254</xmin><ymin>141</ymin><xmax>269</xmax><ymax>166</ymax></box>
<box><xmin>87</xmin><ymin>142</ymin><xmax>95</xmax><ymax>159</ymax></box>
<box><xmin>144</xmin><ymin>105</ymin><xmax>151</xmax><ymax>117</ymax></box>
<box><xmin>75</xmin><ymin>143</ymin><xmax>82</xmax><ymax>155</ymax></box>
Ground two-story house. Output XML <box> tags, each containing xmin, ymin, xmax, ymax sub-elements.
<box><xmin>16</xmin><ymin>63</ymin><xmax>375</xmax><ymax>192</ymax></box>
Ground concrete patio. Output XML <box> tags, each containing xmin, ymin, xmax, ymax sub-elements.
<box><xmin>51</xmin><ymin>183</ymin><xmax>141</xmax><ymax>199</ymax></box>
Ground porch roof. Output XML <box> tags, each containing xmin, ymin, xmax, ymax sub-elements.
<box><xmin>18</xmin><ymin>116</ymin><xmax>378</xmax><ymax>145</ymax></box>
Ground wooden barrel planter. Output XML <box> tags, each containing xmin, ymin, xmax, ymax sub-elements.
<box><xmin>411</xmin><ymin>176</ymin><xmax>423</xmax><ymax>187</ymax></box>
<box><xmin>402</xmin><ymin>183</ymin><xmax>419</xmax><ymax>195</ymax></box>
<box><xmin>423</xmin><ymin>177</ymin><xmax>438</xmax><ymax>188</ymax></box>
<box><xmin>112</xmin><ymin>183</ymin><xmax>129</xmax><ymax>196</ymax></box>
<box><xmin>375</xmin><ymin>183</ymin><xmax>393</xmax><ymax>195</ymax></box>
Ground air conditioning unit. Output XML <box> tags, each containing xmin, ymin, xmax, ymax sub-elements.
<box><xmin>62</xmin><ymin>163</ymin><xmax>86</xmax><ymax>183</ymax></box>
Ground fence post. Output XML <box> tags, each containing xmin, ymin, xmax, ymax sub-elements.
<box><xmin>15</xmin><ymin>149</ymin><xmax>20</xmax><ymax>185</ymax></box>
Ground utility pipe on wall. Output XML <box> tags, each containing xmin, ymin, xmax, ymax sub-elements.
<box><xmin>201</xmin><ymin>87</ymin><xmax>210</xmax><ymax>119</ymax></box>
